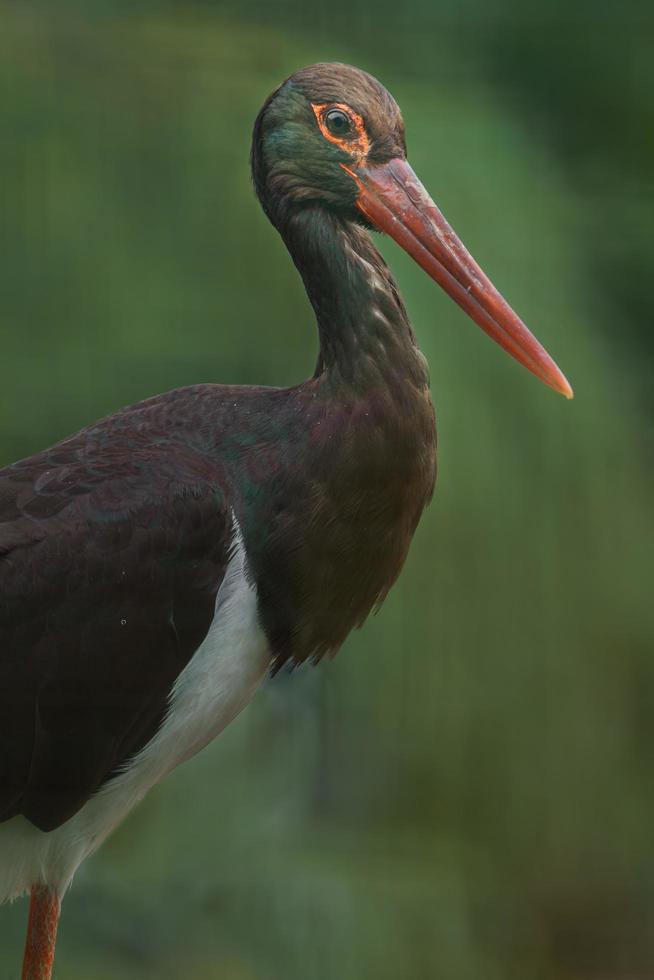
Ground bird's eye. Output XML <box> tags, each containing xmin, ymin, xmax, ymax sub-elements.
<box><xmin>324</xmin><ymin>109</ymin><xmax>352</xmax><ymax>138</ymax></box>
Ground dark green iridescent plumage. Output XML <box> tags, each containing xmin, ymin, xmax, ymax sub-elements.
<box><xmin>247</xmin><ymin>63</ymin><xmax>436</xmax><ymax>664</ymax></box>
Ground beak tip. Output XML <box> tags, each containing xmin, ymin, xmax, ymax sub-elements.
<box><xmin>559</xmin><ymin>376</ymin><xmax>574</xmax><ymax>400</ymax></box>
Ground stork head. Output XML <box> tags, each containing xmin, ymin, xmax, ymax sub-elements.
<box><xmin>252</xmin><ymin>62</ymin><xmax>573</xmax><ymax>399</ymax></box>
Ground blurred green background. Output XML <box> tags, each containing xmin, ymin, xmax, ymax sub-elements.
<box><xmin>1</xmin><ymin>1</ymin><xmax>653</xmax><ymax>977</ymax></box>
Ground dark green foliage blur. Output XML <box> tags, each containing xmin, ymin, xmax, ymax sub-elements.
<box><xmin>1</xmin><ymin>1</ymin><xmax>652</xmax><ymax>977</ymax></box>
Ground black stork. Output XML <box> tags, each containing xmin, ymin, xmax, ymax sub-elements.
<box><xmin>1</xmin><ymin>62</ymin><xmax>572</xmax><ymax>979</ymax></box>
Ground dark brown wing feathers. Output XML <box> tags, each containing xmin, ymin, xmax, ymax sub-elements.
<box><xmin>0</xmin><ymin>408</ymin><xmax>232</xmax><ymax>832</ymax></box>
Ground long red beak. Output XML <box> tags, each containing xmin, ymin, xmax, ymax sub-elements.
<box><xmin>342</xmin><ymin>158</ymin><xmax>573</xmax><ymax>399</ymax></box>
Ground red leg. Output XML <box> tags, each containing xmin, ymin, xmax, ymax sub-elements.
<box><xmin>21</xmin><ymin>885</ymin><xmax>61</xmax><ymax>980</ymax></box>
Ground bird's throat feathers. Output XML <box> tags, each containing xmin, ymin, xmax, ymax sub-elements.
<box><xmin>283</xmin><ymin>209</ymin><xmax>430</xmax><ymax>391</ymax></box>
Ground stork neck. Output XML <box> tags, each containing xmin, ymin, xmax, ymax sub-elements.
<box><xmin>280</xmin><ymin>209</ymin><xmax>428</xmax><ymax>389</ymax></box>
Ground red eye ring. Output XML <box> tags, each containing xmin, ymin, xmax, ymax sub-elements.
<box><xmin>311</xmin><ymin>102</ymin><xmax>371</xmax><ymax>162</ymax></box>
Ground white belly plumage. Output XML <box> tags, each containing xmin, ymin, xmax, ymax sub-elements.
<box><xmin>0</xmin><ymin>523</ymin><xmax>270</xmax><ymax>903</ymax></box>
